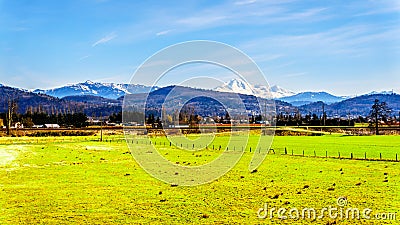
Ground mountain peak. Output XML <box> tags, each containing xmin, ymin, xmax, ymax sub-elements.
<box><xmin>226</xmin><ymin>78</ymin><xmax>253</xmax><ymax>94</ymax></box>
<box><xmin>83</xmin><ymin>80</ymin><xmax>95</xmax><ymax>85</ymax></box>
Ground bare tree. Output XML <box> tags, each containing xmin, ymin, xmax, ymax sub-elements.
<box><xmin>369</xmin><ymin>99</ymin><xmax>391</xmax><ymax>135</ymax></box>
<box><xmin>5</xmin><ymin>96</ymin><xmax>18</xmax><ymax>135</ymax></box>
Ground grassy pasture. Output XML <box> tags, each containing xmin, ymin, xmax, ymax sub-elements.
<box><xmin>145</xmin><ymin>134</ymin><xmax>400</xmax><ymax>163</ymax></box>
<box><xmin>0</xmin><ymin>134</ymin><xmax>399</xmax><ymax>224</ymax></box>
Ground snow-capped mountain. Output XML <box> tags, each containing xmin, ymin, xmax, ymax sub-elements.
<box><xmin>366</xmin><ymin>90</ymin><xmax>398</xmax><ymax>95</ymax></box>
<box><xmin>33</xmin><ymin>80</ymin><xmax>158</xmax><ymax>99</ymax></box>
<box><xmin>278</xmin><ymin>92</ymin><xmax>347</xmax><ymax>106</ymax></box>
<box><xmin>215</xmin><ymin>79</ymin><xmax>253</xmax><ymax>95</ymax></box>
<box><xmin>214</xmin><ymin>78</ymin><xmax>295</xmax><ymax>99</ymax></box>
<box><xmin>269</xmin><ymin>85</ymin><xmax>296</xmax><ymax>98</ymax></box>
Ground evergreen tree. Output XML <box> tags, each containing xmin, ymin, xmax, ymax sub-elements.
<box><xmin>369</xmin><ymin>99</ymin><xmax>391</xmax><ymax>135</ymax></box>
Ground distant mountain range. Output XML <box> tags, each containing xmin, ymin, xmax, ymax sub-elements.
<box><xmin>299</xmin><ymin>94</ymin><xmax>400</xmax><ymax>117</ymax></box>
<box><xmin>366</xmin><ymin>90</ymin><xmax>397</xmax><ymax>95</ymax></box>
<box><xmin>278</xmin><ymin>92</ymin><xmax>347</xmax><ymax>106</ymax></box>
<box><xmin>0</xmin><ymin>84</ymin><xmax>121</xmax><ymax>116</ymax></box>
<box><xmin>27</xmin><ymin>79</ymin><xmax>399</xmax><ymax>106</ymax></box>
<box><xmin>33</xmin><ymin>80</ymin><xmax>158</xmax><ymax>99</ymax></box>
<box><xmin>0</xmin><ymin>81</ymin><xmax>399</xmax><ymax>118</ymax></box>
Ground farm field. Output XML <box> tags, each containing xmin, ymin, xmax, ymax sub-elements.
<box><xmin>0</xmin><ymin>134</ymin><xmax>399</xmax><ymax>224</ymax></box>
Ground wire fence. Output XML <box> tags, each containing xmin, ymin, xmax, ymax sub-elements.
<box><xmin>277</xmin><ymin>147</ymin><xmax>399</xmax><ymax>162</ymax></box>
<box><xmin>0</xmin><ymin>136</ymin><xmax>398</xmax><ymax>162</ymax></box>
<box><xmin>128</xmin><ymin>138</ymin><xmax>399</xmax><ymax>163</ymax></box>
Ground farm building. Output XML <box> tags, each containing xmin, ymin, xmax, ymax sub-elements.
<box><xmin>44</xmin><ymin>124</ymin><xmax>60</xmax><ymax>128</ymax></box>
<box><xmin>13</xmin><ymin>122</ymin><xmax>24</xmax><ymax>128</ymax></box>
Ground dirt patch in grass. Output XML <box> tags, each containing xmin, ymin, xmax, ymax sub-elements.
<box><xmin>0</xmin><ymin>148</ymin><xmax>16</xmax><ymax>166</ymax></box>
<box><xmin>0</xmin><ymin>145</ymin><xmax>29</xmax><ymax>166</ymax></box>
<box><xmin>85</xmin><ymin>146</ymin><xmax>112</xmax><ymax>151</ymax></box>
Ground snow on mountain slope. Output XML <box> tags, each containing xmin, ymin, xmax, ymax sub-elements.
<box><xmin>33</xmin><ymin>80</ymin><xmax>157</xmax><ymax>99</ymax></box>
<box><xmin>366</xmin><ymin>90</ymin><xmax>398</xmax><ymax>95</ymax></box>
<box><xmin>214</xmin><ymin>78</ymin><xmax>295</xmax><ymax>99</ymax></box>
<box><xmin>269</xmin><ymin>85</ymin><xmax>296</xmax><ymax>98</ymax></box>
<box><xmin>214</xmin><ymin>79</ymin><xmax>347</xmax><ymax>105</ymax></box>
<box><xmin>215</xmin><ymin>78</ymin><xmax>253</xmax><ymax>95</ymax></box>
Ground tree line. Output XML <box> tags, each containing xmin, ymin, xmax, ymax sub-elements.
<box><xmin>0</xmin><ymin>111</ymin><xmax>87</xmax><ymax>129</ymax></box>
<box><xmin>1</xmin><ymin>98</ymin><xmax>396</xmax><ymax>136</ymax></box>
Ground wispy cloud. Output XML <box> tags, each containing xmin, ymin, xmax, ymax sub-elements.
<box><xmin>177</xmin><ymin>15</ymin><xmax>227</xmax><ymax>27</ymax></box>
<box><xmin>281</xmin><ymin>72</ymin><xmax>307</xmax><ymax>78</ymax></box>
<box><xmin>170</xmin><ymin>2</ymin><xmax>329</xmax><ymax>32</ymax></box>
<box><xmin>353</xmin><ymin>0</ymin><xmax>400</xmax><ymax>17</ymax></box>
<box><xmin>156</xmin><ymin>29</ymin><xmax>173</xmax><ymax>36</ymax></box>
<box><xmin>234</xmin><ymin>0</ymin><xmax>257</xmax><ymax>6</ymax></box>
<box><xmin>252</xmin><ymin>54</ymin><xmax>284</xmax><ymax>63</ymax></box>
<box><xmin>92</xmin><ymin>32</ymin><xmax>117</xmax><ymax>47</ymax></box>
<box><xmin>242</xmin><ymin>23</ymin><xmax>400</xmax><ymax>58</ymax></box>
<box><xmin>78</xmin><ymin>55</ymin><xmax>90</xmax><ymax>61</ymax></box>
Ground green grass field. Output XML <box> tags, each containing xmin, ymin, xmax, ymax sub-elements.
<box><xmin>0</xmin><ymin>134</ymin><xmax>399</xmax><ymax>224</ymax></box>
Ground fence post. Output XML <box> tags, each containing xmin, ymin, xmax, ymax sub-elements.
<box><xmin>284</xmin><ymin>147</ymin><xmax>287</xmax><ymax>155</ymax></box>
<box><xmin>314</xmin><ymin>150</ymin><xmax>316</xmax><ymax>157</ymax></box>
<box><xmin>250</xmin><ymin>147</ymin><xmax>252</xmax><ymax>152</ymax></box>
<box><xmin>396</xmin><ymin>153</ymin><xmax>398</xmax><ymax>162</ymax></box>
<box><xmin>364</xmin><ymin>152</ymin><xmax>366</xmax><ymax>160</ymax></box>
<box><xmin>338</xmin><ymin>152</ymin><xmax>340</xmax><ymax>158</ymax></box>
<box><xmin>302</xmin><ymin>150</ymin><xmax>304</xmax><ymax>156</ymax></box>
<box><xmin>380</xmin><ymin>153</ymin><xmax>382</xmax><ymax>160</ymax></box>
<box><xmin>351</xmin><ymin>153</ymin><xmax>353</xmax><ymax>159</ymax></box>
<box><xmin>292</xmin><ymin>149</ymin><xmax>293</xmax><ymax>155</ymax></box>
<box><xmin>326</xmin><ymin>151</ymin><xmax>327</xmax><ymax>158</ymax></box>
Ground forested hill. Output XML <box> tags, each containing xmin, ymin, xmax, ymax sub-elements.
<box><xmin>299</xmin><ymin>94</ymin><xmax>400</xmax><ymax>117</ymax></box>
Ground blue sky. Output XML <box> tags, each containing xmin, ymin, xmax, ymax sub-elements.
<box><xmin>0</xmin><ymin>0</ymin><xmax>399</xmax><ymax>95</ymax></box>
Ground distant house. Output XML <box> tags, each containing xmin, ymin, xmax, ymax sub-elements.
<box><xmin>168</xmin><ymin>125</ymin><xmax>189</xmax><ymax>128</ymax></box>
<box><xmin>44</xmin><ymin>124</ymin><xmax>60</xmax><ymax>128</ymax></box>
<box><xmin>32</xmin><ymin>125</ymin><xmax>44</xmax><ymax>128</ymax></box>
<box><xmin>13</xmin><ymin>122</ymin><xmax>24</xmax><ymax>129</ymax></box>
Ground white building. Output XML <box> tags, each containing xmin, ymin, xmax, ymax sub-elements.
<box><xmin>44</xmin><ymin>124</ymin><xmax>60</xmax><ymax>128</ymax></box>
